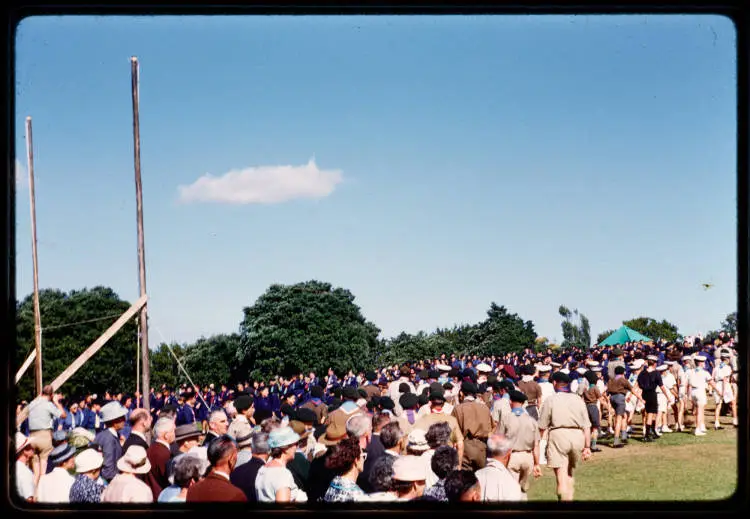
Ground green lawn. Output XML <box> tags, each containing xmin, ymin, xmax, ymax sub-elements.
<box><xmin>527</xmin><ymin>415</ymin><xmax>738</xmax><ymax>501</ymax></box>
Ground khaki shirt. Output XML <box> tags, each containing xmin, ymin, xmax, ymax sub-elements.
<box><xmin>413</xmin><ymin>412</ymin><xmax>463</xmax><ymax>446</ymax></box>
<box><xmin>538</xmin><ymin>393</ymin><xmax>591</xmax><ymax>431</ymax></box>
<box><xmin>491</xmin><ymin>397</ymin><xmax>511</xmax><ymax>425</ymax></box>
<box><xmin>496</xmin><ymin>410</ymin><xmax>539</xmax><ymax>452</ymax></box>
<box><xmin>452</xmin><ymin>398</ymin><xmax>492</xmax><ymax>440</ymax></box>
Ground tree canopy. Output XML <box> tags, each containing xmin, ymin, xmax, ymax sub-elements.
<box><xmin>559</xmin><ymin>305</ymin><xmax>591</xmax><ymax>349</ymax></box>
<box><xmin>237</xmin><ymin>280</ymin><xmax>381</xmax><ymax>381</ymax></box>
<box><xmin>15</xmin><ymin>286</ymin><xmax>138</xmax><ymax>401</ymax></box>
<box><xmin>622</xmin><ymin>317</ymin><xmax>680</xmax><ymax>343</ymax></box>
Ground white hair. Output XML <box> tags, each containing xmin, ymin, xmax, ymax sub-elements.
<box><xmin>209</xmin><ymin>410</ymin><xmax>226</xmax><ymax>423</ymax></box>
<box><xmin>154</xmin><ymin>417</ymin><xmax>175</xmax><ymax>439</ymax></box>
<box><xmin>346</xmin><ymin>413</ymin><xmax>372</xmax><ymax>438</ymax></box>
<box><xmin>486</xmin><ymin>434</ymin><xmax>514</xmax><ymax>458</ymax></box>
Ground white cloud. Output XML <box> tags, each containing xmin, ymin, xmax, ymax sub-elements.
<box><xmin>177</xmin><ymin>158</ymin><xmax>344</xmax><ymax>205</ymax></box>
<box><xmin>15</xmin><ymin>159</ymin><xmax>27</xmax><ymax>190</ymax></box>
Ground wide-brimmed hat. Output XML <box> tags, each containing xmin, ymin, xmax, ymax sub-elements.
<box><xmin>476</xmin><ymin>363</ymin><xmax>492</xmax><ymax>374</ymax></box>
<box><xmin>75</xmin><ymin>448</ymin><xmax>104</xmax><ymax>473</ymax></box>
<box><xmin>235</xmin><ymin>431</ymin><xmax>253</xmax><ymax>448</ymax></box>
<box><xmin>289</xmin><ymin>420</ymin><xmax>310</xmax><ymax>441</ymax></box>
<box><xmin>392</xmin><ymin>455</ymin><xmax>426</xmax><ymax>482</ymax></box>
<box><xmin>406</xmin><ymin>429</ymin><xmax>430</xmax><ymax>452</ymax></box>
<box><xmin>436</xmin><ymin>364</ymin><xmax>451</xmax><ymax>372</ymax></box>
<box><xmin>49</xmin><ymin>443</ymin><xmax>76</xmax><ymax>465</ymax></box>
<box><xmin>175</xmin><ymin>424</ymin><xmax>202</xmax><ymax>442</ymax></box>
<box><xmin>15</xmin><ymin>432</ymin><xmax>32</xmax><ymax>453</ymax></box>
<box><xmin>100</xmin><ymin>401</ymin><xmax>127</xmax><ymax>423</ymax></box>
<box><xmin>117</xmin><ymin>445</ymin><xmax>151</xmax><ymax>474</ymax></box>
<box><xmin>268</xmin><ymin>426</ymin><xmax>301</xmax><ymax>449</ymax></box>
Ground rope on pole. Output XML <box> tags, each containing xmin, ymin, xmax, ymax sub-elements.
<box><xmin>153</xmin><ymin>324</ymin><xmax>209</xmax><ymax>411</ymax></box>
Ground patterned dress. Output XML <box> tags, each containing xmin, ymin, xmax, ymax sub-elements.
<box><xmin>69</xmin><ymin>474</ymin><xmax>105</xmax><ymax>503</ymax></box>
<box><xmin>422</xmin><ymin>479</ymin><xmax>448</xmax><ymax>502</ymax></box>
<box><xmin>323</xmin><ymin>476</ymin><xmax>366</xmax><ymax>502</ymax></box>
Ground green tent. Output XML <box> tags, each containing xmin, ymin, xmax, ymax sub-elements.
<box><xmin>599</xmin><ymin>326</ymin><xmax>652</xmax><ymax>346</ymax></box>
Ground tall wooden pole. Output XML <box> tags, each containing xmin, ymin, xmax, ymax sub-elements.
<box><xmin>131</xmin><ymin>56</ymin><xmax>150</xmax><ymax>403</ymax></box>
<box><xmin>25</xmin><ymin>116</ymin><xmax>43</xmax><ymax>394</ymax></box>
<box><xmin>136</xmin><ymin>316</ymin><xmax>140</xmax><ymax>401</ymax></box>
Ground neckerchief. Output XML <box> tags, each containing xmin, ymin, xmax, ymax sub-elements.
<box><xmin>555</xmin><ymin>385</ymin><xmax>571</xmax><ymax>393</ymax></box>
<box><xmin>511</xmin><ymin>407</ymin><xmax>524</xmax><ymax>417</ymax></box>
<box><xmin>405</xmin><ymin>409</ymin><xmax>416</xmax><ymax>425</ymax></box>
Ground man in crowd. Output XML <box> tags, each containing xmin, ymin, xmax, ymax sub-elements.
<box><xmin>495</xmin><ymin>390</ymin><xmax>541</xmax><ymax>495</ymax></box>
<box><xmin>27</xmin><ymin>385</ymin><xmax>67</xmax><ymax>484</ymax></box>
<box><xmin>475</xmin><ymin>433</ymin><xmax>525</xmax><ymax>501</ymax></box>
<box><xmin>452</xmin><ymin>381</ymin><xmax>492</xmax><ymax>471</ymax></box>
<box><xmin>122</xmin><ymin>408</ymin><xmax>152</xmax><ymax>452</ymax></box>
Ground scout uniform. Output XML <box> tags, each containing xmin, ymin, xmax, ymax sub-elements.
<box><xmin>538</xmin><ymin>376</ymin><xmax>591</xmax><ymax>476</ymax></box>
<box><xmin>536</xmin><ymin>365</ymin><xmax>554</xmax><ymax>465</ymax></box>
<box><xmin>452</xmin><ymin>382</ymin><xmax>493</xmax><ymax>471</ymax></box>
<box><xmin>517</xmin><ymin>365</ymin><xmax>542</xmax><ymax>421</ymax></box>
<box><xmin>496</xmin><ymin>391</ymin><xmax>540</xmax><ymax>493</ymax></box>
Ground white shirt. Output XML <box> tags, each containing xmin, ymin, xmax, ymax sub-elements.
<box><xmin>538</xmin><ymin>380</ymin><xmax>555</xmax><ymax>404</ymax></box>
<box><xmin>16</xmin><ymin>460</ymin><xmax>35</xmax><ymax>500</ymax></box>
<box><xmin>688</xmin><ymin>368</ymin><xmax>712</xmax><ymax>394</ymax></box>
<box><xmin>712</xmin><ymin>363</ymin><xmax>732</xmax><ymax>383</ymax></box>
<box><xmin>36</xmin><ymin>467</ymin><xmax>75</xmax><ymax>503</ymax></box>
<box><xmin>475</xmin><ymin>459</ymin><xmax>526</xmax><ymax>502</ymax></box>
<box><xmin>421</xmin><ymin>449</ymin><xmax>439</xmax><ymax>487</ymax></box>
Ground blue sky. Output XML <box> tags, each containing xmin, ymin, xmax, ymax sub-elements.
<box><xmin>14</xmin><ymin>15</ymin><xmax>737</xmax><ymax>347</ymax></box>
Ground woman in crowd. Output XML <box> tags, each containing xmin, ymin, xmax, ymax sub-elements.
<box><xmin>69</xmin><ymin>449</ymin><xmax>106</xmax><ymax>503</ymax></box>
<box><xmin>322</xmin><ymin>436</ymin><xmax>367</xmax><ymax>502</ymax></box>
<box><xmin>158</xmin><ymin>454</ymin><xmax>210</xmax><ymax>503</ymax></box>
<box><xmin>101</xmin><ymin>446</ymin><xmax>153</xmax><ymax>503</ymax></box>
<box><xmin>255</xmin><ymin>426</ymin><xmax>308</xmax><ymax>503</ymax></box>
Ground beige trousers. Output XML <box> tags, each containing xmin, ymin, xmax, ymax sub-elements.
<box><xmin>30</xmin><ymin>429</ymin><xmax>53</xmax><ymax>479</ymax></box>
<box><xmin>508</xmin><ymin>451</ymin><xmax>534</xmax><ymax>492</ymax></box>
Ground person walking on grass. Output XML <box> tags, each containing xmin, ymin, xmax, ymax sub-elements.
<box><xmin>654</xmin><ymin>365</ymin><xmax>674</xmax><ymax>434</ymax></box>
<box><xmin>537</xmin><ymin>371</ymin><xmax>592</xmax><ymax>501</ymax></box>
<box><xmin>637</xmin><ymin>356</ymin><xmax>671</xmax><ymax>442</ymax></box>
<box><xmin>624</xmin><ymin>359</ymin><xmax>645</xmax><ymax>440</ymax></box>
<box><xmin>711</xmin><ymin>350</ymin><xmax>737</xmax><ymax>430</ymax></box>
<box><xmin>687</xmin><ymin>355</ymin><xmax>718</xmax><ymax>436</ymax></box>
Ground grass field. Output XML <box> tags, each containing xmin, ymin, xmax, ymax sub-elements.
<box><xmin>526</xmin><ymin>404</ymin><xmax>738</xmax><ymax>501</ymax></box>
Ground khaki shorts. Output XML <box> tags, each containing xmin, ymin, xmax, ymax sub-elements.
<box><xmin>691</xmin><ymin>392</ymin><xmax>707</xmax><ymax>406</ymax></box>
<box><xmin>508</xmin><ymin>451</ymin><xmax>534</xmax><ymax>492</ymax></box>
<box><xmin>546</xmin><ymin>428</ymin><xmax>584</xmax><ymax>473</ymax></box>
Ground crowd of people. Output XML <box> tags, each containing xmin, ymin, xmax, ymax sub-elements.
<box><xmin>14</xmin><ymin>332</ymin><xmax>739</xmax><ymax>504</ymax></box>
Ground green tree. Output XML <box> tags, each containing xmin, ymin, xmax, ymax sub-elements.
<box><xmin>559</xmin><ymin>305</ymin><xmax>591</xmax><ymax>349</ymax></box>
<box><xmin>238</xmin><ymin>280</ymin><xmax>380</xmax><ymax>380</ymax></box>
<box><xmin>15</xmin><ymin>286</ymin><xmax>139</xmax><ymax>402</ymax></box>
<box><xmin>622</xmin><ymin>317</ymin><xmax>679</xmax><ymax>342</ymax></box>
<box><xmin>183</xmin><ymin>333</ymin><xmax>241</xmax><ymax>387</ymax></box>
<box><xmin>472</xmin><ymin>303</ymin><xmax>537</xmax><ymax>355</ymax></box>
<box><xmin>149</xmin><ymin>342</ymin><xmax>184</xmax><ymax>390</ymax></box>
<box><xmin>721</xmin><ymin>312</ymin><xmax>737</xmax><ymax>336</ymax></box>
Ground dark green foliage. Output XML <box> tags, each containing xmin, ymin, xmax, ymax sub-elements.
<box><xmin>472</xmin><ymin>303</ymin><xmax>538</xmax><ymax>356</ymax></box>
<box><xmin>721</xmin><ymin>312</ymin><xmax>737</xmax><ymax>336</ymax></box>
<box><xmin>238</xmin><ymin>280</ymin><xmax>381</xmax><ymax>381</ymax></box>
<box><xmin>15</xmin><ymin>287</ymin><xmax>138</xmax><ymax>401</ymax></box>
<box><xmin>183</xmin><ymin>334</ymin><xmax>241</xmax><ymax>387</ymax></box>
<box><xmin>623</xmin><ymin>317</ymin><xmax>679</xmax><ymax>343</ymax></box>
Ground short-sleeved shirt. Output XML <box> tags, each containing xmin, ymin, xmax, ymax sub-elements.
<box><xmin>606</xmin><ymin>377</ymin><xmax>632</xmax><ymax>395</ymax></box>
<box><xmin>637</xmin><ymin>370</ymin><xmax>663</xmax><ymax>392</ymax></box>
<box><xmin>688</xmin><ymin>368</ymin><xmax>712</xmax><ymax>393</ymax></box>
<box><xmin>538</xmin><ymin>393</ymin><xmax>591</xmax><ymax>431</ymax></box>
<box><xmin>582</xmin><ymin>386</ymin><xmax>601</xmax><ymax>405</ymax></box>
<box><xmin>517</xmin><ymin>380</ymin><xmax>542</xmax><ymax>406</ymax></box>
<box><xmin>712</xmin><ymin>364</ymin><xmax>732</xmax><ymax>383</ymax></box>
<box><xmin>28</xmin><ymin>399</ymin><xmax>62</xmax><ymax>431</ymax></box>
<box><xmin>496</xmin><ymin>410</ymin><xmax>540</xmax><ymax>452</ymax></box>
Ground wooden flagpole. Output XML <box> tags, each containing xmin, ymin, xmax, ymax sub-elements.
<box><xmin>25</xmin><ymin>116</ymin><xmax>43</xmax><ymax>394</ymax></box>
<box><xmin>131</xmin><ymin>56</ymin><xmax>151</xmax><ymax>402</ymax></box>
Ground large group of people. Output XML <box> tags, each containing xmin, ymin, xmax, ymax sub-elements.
<box><xmin>14</xmin><ymin>332</ymin><xmax>739</xmax><ymax>504</ymax></box>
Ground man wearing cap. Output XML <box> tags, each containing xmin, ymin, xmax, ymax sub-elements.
<box><xmin>535</xmin><ymin>365</ymin><xmax>554</xmax><ymax>465</ymax></box>
<box><xmin>517</xmin><ymin>365</ymin><xmax>542</xmax><ymax>421</ymax></box>
<box><xmin>94</xmin><ymin>401</ymin><xmax>127</xmax><ymax>482</ymax></box>
<box><xmin>359</xmin><ymin>371</ymin><xmax>381</xmax><ymax>402</ymax></box>
<box><xmin>711</xmin><ymin>350</ymin><xmax>737</xmax><ymax>429</ymax></box>
<box><xmin>300</xmin><ymin>385</ymin><xmax>328</xmax><ymax>425</ymax></box>
<box><xmin>538</xmin><ymin>371</ymin><xmax>591</xmax><ymax>501</ymax></box>
<box><xmin>636</xmin><ymin>356</ymin><xmax>671</xmax><ymax>442</ymax></box>
<box><xmin>452</xmin><ymin>381</ymin><xmax>492</xmax><ymax>471</ymax></box>
<box><xmin>687</xmin><ymin>355</ymin><xmax>718</xmax><ymax>435</ymax></box>
<box><xmin>176</xmin><ymin>390</ymin><xmax>198</xmax><ymax>426</ymax></box>
<box><xmin>27</xmin><ymin>385</ymin><xmax>67</xmax><ymax>484</ymax></box>
<box><xmin>35</xmin><ymin>442</ymin><xmax>76</xmax><ymax>502</ymax></box>
<box><xmin>490</xmin><ymin>380</ymin><xmax>514</xmax><ymax>427</ymax></box>
<box><xmin>496</xmin><ymin>391</ymin><xmax>541</xmax><ymax>495</ymax></box>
